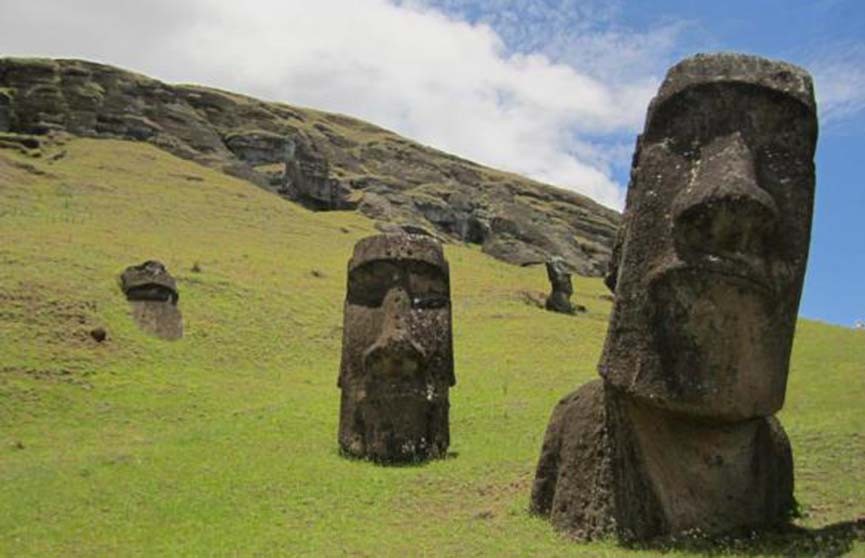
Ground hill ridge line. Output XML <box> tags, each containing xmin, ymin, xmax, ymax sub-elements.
<box><xmin>0</xmin><ymin>56</ymin><xmax>620</xmax><ymax>276</ymax></box>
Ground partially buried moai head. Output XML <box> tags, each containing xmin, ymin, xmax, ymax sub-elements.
<box><xmin>338</xmin><ymin>234</ymin><xmax>454</xmax><ymax>463</ymax></box>
<box><xmin>120</xmin><ymin>260</ymin><xmax>179</xmax><ymax>304</ymax></box>
<box><xmin>601</xmin><ymin>53</ymin><xmax>817</xmax><ymax>421</ymax></box>
<box><xmin>120</xmin><ymin>260</ymin><xmax>183</xmax><ymax>340</ymax></box>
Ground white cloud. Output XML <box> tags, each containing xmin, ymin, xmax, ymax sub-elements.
<box><xmin>0</xmin><ymin>0</ymin><xmax>681</xmax><ymax>208</ymax></box>
<box><xmin>413</xmin><ymin>0</ymin><xmax>688</xmax><ymax>83</ymax></box>
<box><xmin>809</xmin><ymin>42</ymin><xmax>865</xmax><ymax>125</ymax></box>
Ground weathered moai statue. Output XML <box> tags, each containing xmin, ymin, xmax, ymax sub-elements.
<box><xmin>531</xmin><ymin>53</ymin><xmax>818</xmax><ymax>542</ymax></box>
<box><xmin>545</xmin><ymin>257</ymin><xmax>576</xmax><ymax>314</ymax></box>
<box><xmin>338</xmin><ymin>234</ymin><xmax>455</xmax><ymax>463</ymax></box>
<box><xmin>120</xmin><ymin>260</ymin><xmax>183</xmax><ymax>340</ymax></box>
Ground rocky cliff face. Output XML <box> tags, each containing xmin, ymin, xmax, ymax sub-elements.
<box><xmin>0</xmin><ymin>57</ymin><xmax>620</xmax><ymax>275</ymax></box>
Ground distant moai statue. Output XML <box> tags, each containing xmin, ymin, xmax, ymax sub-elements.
<box><xmin>544</xmin><ymin>257</ymin><xmax>576</xmax><ymax>314</ymax></box>
<box><xmin>338</xmin><ymin>234</ymin><xmax>455</xmax><ymax>463</ymax></box>
<box><xmin>530</xmin><ymin>53</ymin><xmax>818</xmax><ymax>541</ymax></box>
<box><xmin>120</xmin><ymin>260</ymin><xmax>183</xmax><ymax>340</ymax></box>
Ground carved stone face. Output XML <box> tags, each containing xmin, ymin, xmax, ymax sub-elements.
<box><xmin>338</xmin><ymin>234</ymin><xmax>454</xmax><ymax>462</ymax></box>
<box><xmin>601</xmin><ymin>54</ymin><xmax>817</xmax><ymax>421</ymax></box>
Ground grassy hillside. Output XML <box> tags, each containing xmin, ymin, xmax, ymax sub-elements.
<box><xmin>0</xmin><ymin>139</ymin><xmax>863</xmax><ymax>557</ymax></box>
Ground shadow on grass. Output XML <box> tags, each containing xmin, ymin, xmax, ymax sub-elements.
<box><xmin>632</xmin><ymin>518</ymin><xmax>865</xmax><ymax>557</ymax></box>
<box><xmin>336</xmin><ymin>448</ymin><xmax>459</xmax><ymax>468</ymax></box>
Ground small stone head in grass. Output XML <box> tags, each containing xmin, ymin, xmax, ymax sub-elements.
<box><xmin>338</xmin><ymin>234</ymin><xmax>454</xmax><ymax>463</ymax></box>
<box><xmin>120</xmin><ymin>260</ymin><xmax>183</xmax><ymax>340</ymax></box>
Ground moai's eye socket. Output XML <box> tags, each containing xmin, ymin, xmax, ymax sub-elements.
<box><xmin>347</xmin><ymin>260</ymin><xmax>449</xmax><ymax>309</ymax></box>
<box><xmin>347</xmin><ymin>261</ymin><xmax>403</xmax><ymax>307</ymax></box>
<box><xmin>407</xmin><ymin>261</ymin><xmax>449</xmax><ymax>310</ymax></box>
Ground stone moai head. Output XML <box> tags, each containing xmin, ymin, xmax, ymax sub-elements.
<box><xmin>338</xmin><ymin>234</ymin><xmax>454</xmax><ymax>463</ymax></box>
<box><xmin>601</xmin><ymin>53</ymin><xmax>817</xmax><ymax>421</ymax></box>
<box><xmin>121</xmin><ymin>260</ymin><xmax>179</xmax><ymax>304</ymax></box>
<box><xmin>120</xmin><ymin>260</ymin><xmax>183</xmax><ymax>340</ymax></box>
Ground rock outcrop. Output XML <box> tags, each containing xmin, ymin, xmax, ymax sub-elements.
<box><xmin>0</xmin><ymin>57</ymin><xmax>620</xmax><ymax>275</ymax></box>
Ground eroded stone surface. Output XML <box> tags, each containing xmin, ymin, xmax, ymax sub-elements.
<box><xmin>280</xmin><ymin>135</ymin><xmax>356</xmax><ymax>210</ymax></box>
<box><xmin>0</xmin><ymin>90</ymin><xmax>10</xmax><ymax>132</ymax></box>
<box><xmin>120</xmin><ymin>260</ymin><xmax>183</xmax><ymax>340</ymax></box>
<box><xmin>338</xmin><ymin>234</ymin><xmax>454</xmax><ymax>463</ymax></box>
<box><xmin>531</xmin><ymin>53</ymin><xmax>817</xmax><ymax>542</ymax></box>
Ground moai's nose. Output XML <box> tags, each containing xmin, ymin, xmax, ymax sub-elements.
<box><xmin>363</xmin><ymin>287</ymin><xmax>427</xmax><ymax>378</ymax></box>
<box><xmin>672</xmin><ymin>132</ymin><xmax>779</xmax><ymax>258</ymax></box>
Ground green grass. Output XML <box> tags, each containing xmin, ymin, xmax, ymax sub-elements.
<box><xmin>0</xmin><ymin>139</ymin><xmax>863</xmax><ymax>557</ymax></box>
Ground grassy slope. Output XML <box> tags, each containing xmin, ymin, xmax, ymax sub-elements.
<box><xmin>0</xmin><ymin>139</ymin><xmax>862</xmax><ymax>557</ymax></box>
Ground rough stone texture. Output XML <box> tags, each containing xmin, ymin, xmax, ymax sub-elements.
<box><xmin>0</xmin><ymin>131</ymin><xmax>41</xmax><ymax>153</ymax></box>
<box><xmin>120</xmin><ymin>260</ymin><xmax>183</xmax><ymax>340</ymax></box>
<box><xmin>120</xmin><ymin>260</ymin><xmax>178</xmax><ymax>303</ymax></box>
<box><xmin>532</xmin><ymin>381</ymin><xmax>794</xmax><ymax>541</ymax></box>
<box><xmin>338</xmin><ymin>234</ymin><xmax>454</xmax><ymax>463</ymax></box>
<box><xmin>280</xmin><ymin>135</ymin><xmax>357</xmax><ymax>210</ymax></box>
<box><xmin>0</xmin><ymin>90</ymin><xmax>10</xmax><ymax>132</ymax></box>
<box><xmin>531</xmin><ymin>53</ymin><xmax>817</xmax><ymax>542</ymax></box>
<box><xmin>0</xmin><ymin>57</ymin><xmax>619</xmax><ymax>276</ymax></box>
<box><xmin>544</xmin><ymin>257</ymin><xmax>576</xmax><ymax>314</ymax></box>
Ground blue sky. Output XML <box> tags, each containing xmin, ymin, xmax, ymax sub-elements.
<box><xmin>0</xmin><ymin>0</ymin><xmax>862</xmax><ymax>326</ymax></box>
<box><xmin>420</xmin><ymin>0</ymin><xmax>865</xmax><ymax>326</ymax></box>
<box><xmin>421</xmin><ymin>0</ymin><xmax>865</xmax><ymax>327</ymax></box>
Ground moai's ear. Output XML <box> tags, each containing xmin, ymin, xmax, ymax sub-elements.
<box><xmin>604</xmin><ymin>135</ymin><xmax>642</xmax><ymax>294</ymax></box>
<box><xmin>604</xmin><ymin>220</ymin><xmax>624</xmax><ymax>293</ymax></box>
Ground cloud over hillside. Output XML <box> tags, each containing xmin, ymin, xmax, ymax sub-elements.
<box><xmin>0</xmin><ymin>0</ymin><xmax>675</xmax><ymax>208</ymax></box>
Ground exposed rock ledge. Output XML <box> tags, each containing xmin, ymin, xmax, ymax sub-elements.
<box><xmin>0</xmin><ymin>57</ymin><xmax>620</xmax><ymax>275</ymax></box>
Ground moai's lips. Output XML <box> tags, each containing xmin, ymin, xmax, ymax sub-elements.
<box><xmin>648</xmin><ymin>259</ymin><xmax>773</xmax><ymax>300</ymax></box>
<box><xmin>701</xmin><ymin>266</ymin><xmax>772</xmax><ymax>296</ymax></box>
<box><xmin>645</xmin><ymin>260</ymin><xmax>788</xmax><ymax>422</ymax></box>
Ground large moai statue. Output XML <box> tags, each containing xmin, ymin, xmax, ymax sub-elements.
<box><xmin>530</xmin><ymin>53</ymin><xmax>817</xmax><ymax>542</ymax></box>
<box><xmin>120</xmin><ymin>260</ymin><xmax>183</xmax><ymax>340</ymax></box>
<box><xmin>338</xmin><ymin>234</ymin><xmax>455</xmax><ymax>463</ymax></box>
